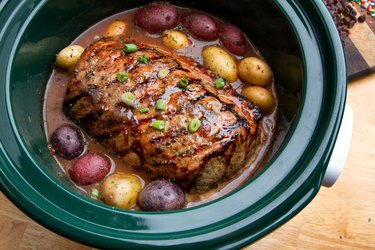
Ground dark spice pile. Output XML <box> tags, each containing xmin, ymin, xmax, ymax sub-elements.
<box><xmin>323</xmin><ymin>0</ymin><xmax>366</xmax><ymax>40</ymax></box>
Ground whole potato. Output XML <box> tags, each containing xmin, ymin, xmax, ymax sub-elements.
<box><xmin>238</xmin><ymin>57</ymin><xmax>273</xmax><ymax>86</ymax></box>
<box><xmin>56</xmin><ymin>45</ymin><xmax>84</xmax><ymax>71</ymax></box>
<box><xmin>219</xmin><ymin>24</ymin><xmax>248</xmax><ymax>56</ymax></box>
<box><xmin>202</xmin><ymin>45</ymin><xmax>238</xmax><ymax>82</ymax></box>
<box><xmin>181</xmin><ymin>13</ymin><xmax>219</xmax><ymax>41</ymax></box>
<box><xmin>242</xmin><ymin>86</ymin><xmax>275</xmax><ymax>114</ymax></box>
<box><xmin>50</xmin><ymin>124</ymin><xmax>84</xmax><ymax>160</ymax></box>
<box><xmin>134</xmin><ymin>2</ymin><xmax>178</xmax><ymax>32</ymax></box>
<box><xmin>162</xmin><ymin>30</ymin><xmax>190</xmax><ymax>49</ymax></box>
<box><xmin>138</xmin><ymin>179</ymin><xmax>185</xmax><ymax>211</ymax></box>
<box><xmin>107</xmin><ymin>20</ymin><xmax>127</xmax><ymax>36</ymax></box>
<box><xmin>100</xmin><ymin>173</ymin><xmax>142</xmax><ymax>209</ymax></box>
<box><xmin>69</xmin><ymin>152</ymin><xmax>111</xmax><ymax>186</ymax></box>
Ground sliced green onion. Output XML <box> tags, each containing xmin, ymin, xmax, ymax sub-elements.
<box><xmin>90</xmin><ymin>188</ymin><xmax>100</xmax><ymax>199</ymax></box>
<box><xmin>137</xmin><ymin>54</ymin><xmax>148</xmax><ymax>64</ymax></box>
<box><xmin>215</xmin><ymin>78</ymin><xmax>225</xmax><ymax>89</ymax></box>
<box><xmin>188</xmin><ymin>118</ymin><xmax>201</xmax><ymax>133</ymax></box>
<box><xmin>116</xmin><ymin>71</ymin><xmax>129</xmax><ymax>82</ymax></box>
<box><xmin>123</xmin><ymin>43</ymin><xmax>138</xmax><ymax>53</ymax></box>
<box><xmin>158</xmin><ymin>68</ymin><xmax>170</xmax><ymax>79</ymax></box>
<box><xmin>151</xmin><ymin>120</ymin><xmax>165</xmax><ymax>130</ymax></box>
<box><xmin>139</xmin><ymin>107</ymin><xmax>150</xmax><ymax>113</ymax></box>
<box><xmin>132</xmin><ymin>100</ymin><xmax>141</xmax><ymax>109</ymax></box>
<box><xmin>121</xmin><ymin>92</ymin><xmax>135</xmax><ymax>106</ymax></box>
<box><xmin>179</xmin><ymin>78</ymin><xmax>189</xmax><ymax>87</ymax></box>
<box><xmin>155</xmin><ymin>99</ymin><xmax>166</xmax><ymax>110</ymax></box>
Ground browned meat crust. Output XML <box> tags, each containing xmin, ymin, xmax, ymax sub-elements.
<box><xmin>64</xmin><ymin>37</ymin><xmax>262</xmax><ymax>192</ymax></box>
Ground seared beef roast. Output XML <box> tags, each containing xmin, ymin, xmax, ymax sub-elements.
<box><xmin>64</xmin><ymin>37</ymin><xmax>262</xmax><ymax>192</ymax></box>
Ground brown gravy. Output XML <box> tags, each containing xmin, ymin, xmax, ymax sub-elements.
<box><xmin>43</xmin><ymin>7</ymin><xmax>277</xmax><ymax>208</ymax></box>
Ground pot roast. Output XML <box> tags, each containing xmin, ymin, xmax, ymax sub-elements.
<box><xmin>63</xmin><ymin>37</ymin><xmax>263</xmax><ymax>192</ymax></box>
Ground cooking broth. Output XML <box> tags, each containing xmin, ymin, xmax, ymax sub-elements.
<box><xmin>43</xmin><ymin>6</ymin><xmax>278</xmax><ymax>209</ymax></box>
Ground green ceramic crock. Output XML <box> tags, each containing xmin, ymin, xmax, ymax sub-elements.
<box><xmin>0</xmin><ymin>0</ymin><xmax>346</xmax><ymax>249</ymax></box>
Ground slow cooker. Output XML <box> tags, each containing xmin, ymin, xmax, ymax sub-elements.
<box><xmin>0</xmin><ymin>0</ymin><xmax>346</xmax><ymax>249</ymax></box>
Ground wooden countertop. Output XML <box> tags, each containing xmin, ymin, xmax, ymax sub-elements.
<box><xmin>1</xmin><ymin>72</ymin><xmax>375</xmax><ymax>249</ymax></box>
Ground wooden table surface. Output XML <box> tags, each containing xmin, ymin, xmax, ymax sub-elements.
<box><xmin>1</xmin><ymin>72</ymin><xmax>375</xmax><ymax>249</ymax></box>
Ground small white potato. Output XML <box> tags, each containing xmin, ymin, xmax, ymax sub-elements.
<box><xmin>100</xmin><ymin>173</ymin><xmax>142</xmax><ymax>209</ymax></box>
<box><xmin>162</xmin><ymin>30</ymin><xmax>190</xmax><ymax>49</ymax></box>
<box><xmin>202</xmin><ymin>45</ymin><xmax>238</xmax><ymax>82</ymax></box>
<box><xmin>107</xmin><ymin>20</ymin><xmax>127</xmax><ymax>36</ymax></box>
<box><xmin>242</xmin><ymin>86</ymin><xmax>275</xmax><ymax>114</ymax></box>
<box><xmin>238</xmin><ymin>57</ymin><xmax>273</xmax><ymax>86</ymax></box>
<box><xmin>56</xmin><ymin>45</ymin><xmax>84</xmax><ymax>71</ymax></box>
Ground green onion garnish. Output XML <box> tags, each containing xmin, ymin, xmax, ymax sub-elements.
<box><xmin>188</xmin><ymin>118</ymin><xmax>201</xmax><ymax>133</ymax></box>
<box><xmin>179</xmin><ymin>78</ymin><xmax>189</xmax><ymax>87</ymax></box>
<box><xmin>121</xmin><ymin>92</ymin><xmax>135</xmax><ymax>106</ymax></box>
<box><xmin>123</xmin><ymin>43</ymin><xmax>138</xmax><ymax>53</ymax></box>
<box><xmin>116</xmin><ymin>71</ymin><xmax>129</xmax><ymax>82</ymax></box>
<box><xmin>139</xmin><ymin>107</ymin><xmax>150</xmax><ymax>113</ymax></box>
<box><xmin>155</xmin><ymin>99</ymin><xmax>166</xmax><ymax>110</ymax></box>
<box><xmin>215</xmin><ymin>78</ymin><xmax>225</xmax><ymax>89</ymax></box>
<box><xmin>90</xmin><ymin>188</ymin><xmax>100</xmax><ymax>199</ymax></box>
<box><xmin>158</xmin><ymin>68</ymin><xmax>170</xmax><ymax>79</ymax></box>
<box><xmin>151</xmin><ymin>120</ymin><xmax>165</xmax><ymax>130</ymax></box>
<box><xmin>137</xmin><ymin>54</ymin><xmax>148</xmax><ymax>64</ymax></box>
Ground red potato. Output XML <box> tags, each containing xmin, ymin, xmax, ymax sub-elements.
<box><xmin>180</xmin><ymin>12</ymin><xmax>219</xmax><ymax>41</ymax></box>
<box><xmin>134</xmin><ymin>2</ymin><xmax>178</xmax><ymax>32</ymax></box>
<box><xmin>219</xmin><ymin>24</ymin><xmax>248</xmax><ymax>56</ymax></box>
<box><xmin>69</xmin><ymin>152</ymin><xmax>111</xmax><ymax>186</ymax></box>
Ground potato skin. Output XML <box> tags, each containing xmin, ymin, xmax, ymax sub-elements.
<box><xmin>56</xmin><ymin>45</ymin><xmax>84</xmax><ymax>70</ymax></box>
<box><xmin>242</xmin><ymin>86</ymin><xmax>275</xmax><ymax>114</ymax></box>
<box><xmin>138</xmin><ymin>179</ymin><xmax>185</xmax><ymax>211</ymax></box>
<box><xmin>107</xmin><ymin>20</ymin><xmax>127</xmax><ymax>36</ymax></box>
<box><xmin>238</xmin><ymin>57</ymin><xmax>273</xmax><ymax>86</ymax></box>
<box><xmin>50</xmin><ymin>124</ymin><xmax>84</xmax><ymax>160</ymax></box>
<box><xmin>162</xmin><ymin>30</ymin><xmax>190</xmax><ymax>49</ymax></box>
<box><xmin>202</xmin><ymin>45</ymin><xmax>238</xmax><ymax>82</ymax></box>
<box><xmin>100</xmin><ymin>173</ymin><xmax>142</xmax><ymax>209</ymax></box>
<box><xmin>219</xmin><ymin>24</ymin><xmax>248</xmax><ymax>56</ymax></box>
<box><xmin>69</xmin><ymin>152</ymin><xmax>111</xmax><ymax>186</ymax></box>
<box><xmin>134</xmin><ymin>2</ymin><xmax>178</xmax><ymax>32</ymax></box>
<box><xmin>181</xmin><ymin>13</ymin><xmax>219</xmax><ymax>41</ymax></box>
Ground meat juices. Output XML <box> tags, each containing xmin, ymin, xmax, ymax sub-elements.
<box><xmin>64</xmin><ymin>37</ymin><xmax>262</xmax><ymax>192</ymax></box>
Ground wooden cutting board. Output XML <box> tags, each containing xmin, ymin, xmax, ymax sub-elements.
<box><xmin>344</xmin><ymin>5</ymin><xmax>375</xmax><ymax>78</ymax></box>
